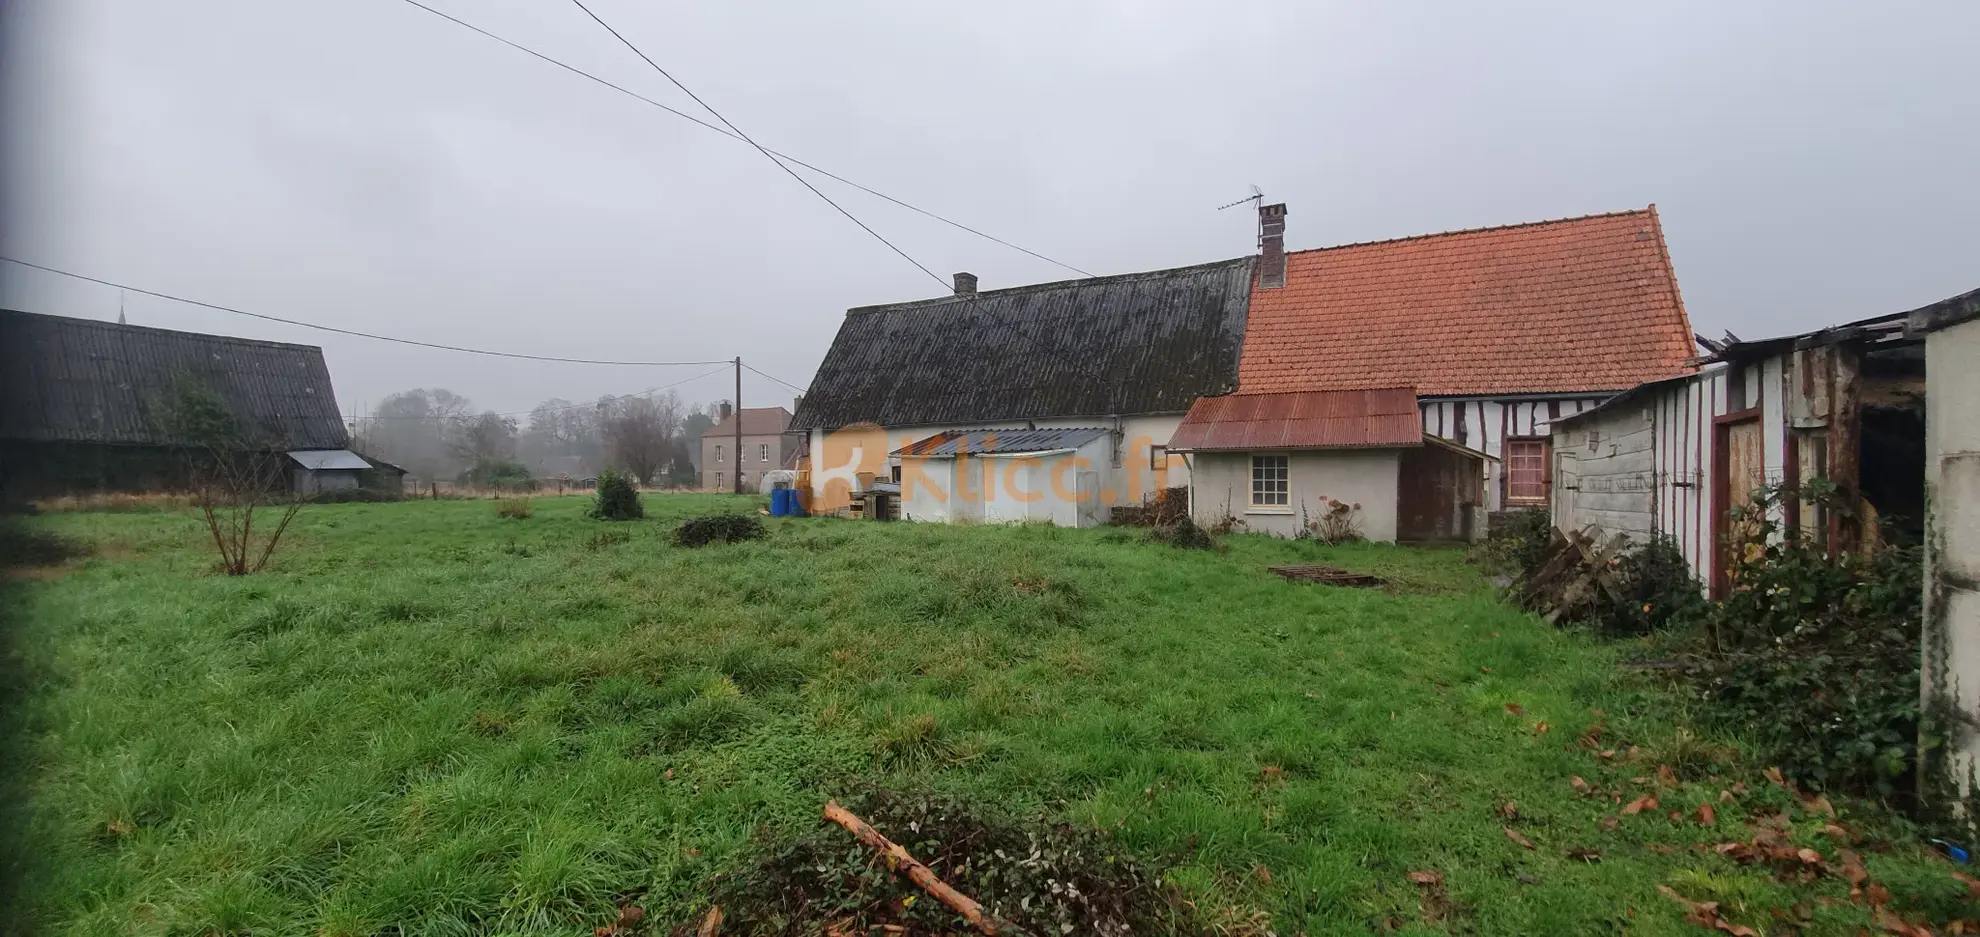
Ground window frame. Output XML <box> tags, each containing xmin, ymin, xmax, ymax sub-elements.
<box><xmin>714</xmin><ymin>444</ymin><xmax>724</xmax><ymax>464</ymax></box>
<box><xmin>759</xmin><ymin>442</ymin><xmax>770</xmax><ymax>463</ymax></box>
<box><xmin>714</xmin><ymin>471</ymin><xmax>724</xmax><ymax>489</ymax></box>
<box><xmin>1504</xmin><ymin>437</ymin><xmax>1551</xmax><ymax>504</ymax></box>
<box><xmin>1149</xmin><ymin>444</ymin><xmax>1168</xmax><ymax>472</ymax></box>
<box><xmin>1248</xmin><ymin>453</ymin><xmax>1292</xmax><ymax>513</ymax></box>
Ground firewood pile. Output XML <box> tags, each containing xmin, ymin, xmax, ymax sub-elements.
<box><xmin>1511</xmin><ymin>526</ymin><xmax>1632</xmax><ymax>623</ymax></box>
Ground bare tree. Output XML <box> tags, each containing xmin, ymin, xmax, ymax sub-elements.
<box><xmin>600</xmin><ymin>394</ymin><xmax>676</xmax><ymax>486</ymax></box>
<box><xmin>454</xmin><ymin>411</ymin><xmax>518</xmax><ymax>466</ymax></box>
<box><xmin>158</xmin><ymin>376</ymin><xmax>302</xmax><ymax>576</ymax></box>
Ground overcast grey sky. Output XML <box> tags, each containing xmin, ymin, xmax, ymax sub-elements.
<box><xmin>5</xmin><ymin>0</ymin><xmax>1975</xmax><ymax>419</ymax></box>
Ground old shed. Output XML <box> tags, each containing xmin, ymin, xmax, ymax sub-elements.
<box><xmin>0</xmin><ymin>309</ymin><xmax>352</xmax><ymax>500</ymax></box>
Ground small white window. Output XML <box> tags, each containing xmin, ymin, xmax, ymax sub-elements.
<box><xmin>714</xmin><ymin>445</ymin><xmax>724</xmax><ymax>464</ymax></box>
<box><xmin>714</xmin><ymin>472</ymin><xmax>724</xmax><ymax>489</ymax></box>
<box><xmin>759</xmin><ymin>443</ymin><xmax>770</xmax><ymax>463</ymax></box>
<box><xmin>1250</xmin><ymin>454</ymin><xmax>1289</xmax><ymax>507</ymax></box>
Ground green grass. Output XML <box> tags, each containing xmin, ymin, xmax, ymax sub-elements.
<box><xmin>0</xmin><ymin>495</ymin><xmax>1964</xmax><ymax>935</ymax></box>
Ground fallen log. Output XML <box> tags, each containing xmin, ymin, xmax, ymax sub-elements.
<box><xmin>821</xmin><ymin>800</ymin><xmax>1018</xmax><ymax>936</ymax></box>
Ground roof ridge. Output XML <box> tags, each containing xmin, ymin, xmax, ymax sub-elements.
<box><xmin>845</xmin><ymin>256</ymin><xmax>1251</xmax><ymax>316</ymax></box>
<box><xmin>1285</xmin><ymin>206</ymin><xmax>1655</xmax><ymax>256</ymax></box>
<box><xmin>0</xmin><ymin>308</ymin><xmax>329</xmax><ymax>354</ymax></box>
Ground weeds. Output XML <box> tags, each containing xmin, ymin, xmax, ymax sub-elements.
<box><xmin>1147</xmin><ymin>516</ymin><xmax>1215</xmax><ymax>550</ymax></box>
<box><xmin>589</xmin><ymin>468</ymin><xmax>643</xmax><ymax>521</ymax></box>
<box><xmin>495</xmin><ymin>498</ymin><xmax>533</xmax><ymax>519</ymax></box>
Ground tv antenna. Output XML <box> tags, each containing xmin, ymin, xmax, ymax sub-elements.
<box><xmin>1215</xmin><ymin>185</ymin><xmax>1263</xmax><ymax>212</ymax></box>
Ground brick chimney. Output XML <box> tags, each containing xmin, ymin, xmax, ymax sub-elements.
<box><xmin>1259</xmin><ymin>203</ymin><xmax>1287</xmax><ymax>289</ymax></box>
<box><xmin>719</xmin><ymin>401</ymin><xmax>733</xmax><ymax>423</ymax></box>
<box><xmin>791</xmin><ymin>394</ymin><xmax>804</xmax><ymax>415</ymax></box>
<box><xmin>953</xmin><ymin>272</ymin><xmax>978</xmax><ymax>296</ymax></box>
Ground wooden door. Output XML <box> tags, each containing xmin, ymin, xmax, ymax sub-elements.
<box><xmin>1713</xmin><ymin>416</ymin><xmax>1765</xmax><ymax>594</ymax></box>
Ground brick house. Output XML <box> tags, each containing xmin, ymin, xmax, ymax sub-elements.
<box><xmin>700</xmin><ymin>404</ymin><xmax>801</xmax><ymax>491</ymax></box>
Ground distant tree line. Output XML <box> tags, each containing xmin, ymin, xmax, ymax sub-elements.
<box><xmin>352</xmin><ymin>388</ymin><xmax>722</xmax><ymax>489</ymax></box>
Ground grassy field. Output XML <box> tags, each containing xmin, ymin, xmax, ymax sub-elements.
<box><xmin>1</xmin><ymin>495</ymin><xmax>1969</xmax><ymax>935</ymax></box>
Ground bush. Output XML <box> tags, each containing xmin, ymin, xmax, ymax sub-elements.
<box><xmin>1600</xmin><ymin>534</ymin><xmax>1708</xmax><ymax>636</ymax></box>
<box><xmin>1296</xmin><ymin>496</ymin><xmax>1364</xmax><ymax>544</ymax></box>
<box><xmin>1148</xmin><ymin>516</ymin><xmax>1214</xmax><ymax>550</ymax></box>
<box><xmin>673</xmin><ymin>514</ymin><xmax>765</xmax><ymax>548</ymax></box>
<box><xmin>589</xmin><ymin>468</ymin><xmax>643</xmax><ymax>521</ymax></box>
<box><xmin>494</xmin><ymin>498</ymin><xmax>532</xmax><ymax>519</ymax></box>
<box><xmin>457</xmin><ymin>460</ymin><xmax>536</xmax><ymax>491</ymax></box>
<box><xmin>1469</xmin><ymin>507</ymin><xmax>1552</xmax><ymax>576</ymax></box>
<box><xmin>1690</xmin><ymin>484</ymin><xmax>1925</xmax><ymax>798</ymax></box>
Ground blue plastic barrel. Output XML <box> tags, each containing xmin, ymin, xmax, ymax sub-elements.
<box><xmin>769</xmin><ymin>488</ymin><xmax>792</xmax><ymax>516</ymax></box>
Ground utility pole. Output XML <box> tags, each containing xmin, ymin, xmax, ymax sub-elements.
<box><xmin>733</xmin><ymin>356</ymin><xmax>744</xmax><ymax>494</ymax></box>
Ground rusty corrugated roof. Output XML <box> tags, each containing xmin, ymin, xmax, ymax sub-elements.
<box><xmin>1168</xmin><ymin>388</ymin><xmax>1421</xmax><ymax>452</ymax></box>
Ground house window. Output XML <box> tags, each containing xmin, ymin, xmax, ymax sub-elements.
<box><xmin>1250</xmin><ymin>454</ymin><xmax>1289</xmax><ymax>508</ymax></box>
<box><xmin>1150</xmin><ymin>444</ymin><xmax>1168</xmax><ymax>472</ymax></box>
<box><xmin>1506</xmin><ymin>439</ymin><xmax>1551</xmax><ymax>503</ymax></box>
<box><xmin>714</xmin><ymin>445</ymin><xmax>724</xmax><ymax>464</ymax></box>
<box><xmin>714</xmin><ymin>472</ymin><xmax>724</xmax><ymax>489</ymax></box>
<box><xmin>759</xmin><ymin>443</ymin><xmax>770</xmax><ymax>463</ymax></box>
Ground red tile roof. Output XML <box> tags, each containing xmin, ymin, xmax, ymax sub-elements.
<box><xmin>1168</xmin><ymin>387</ymin><xmax>1421</xmax><ymax>452</ymax></box>
<box><xmin>1237</xmin><ymin>207</ymin><xmax>1695</xmax><ymax>396</ymax></box>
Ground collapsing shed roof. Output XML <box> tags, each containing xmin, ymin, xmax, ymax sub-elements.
<box><xmin>790</xmin><ymin>258</ymin><xmax>1255</xmax><ymax>431</ymax></box>
<box><xmin>0</xmin><ymin>309</ymin><xmax>349</xmax><ymax>449</ymax></box>
<box><xmin>1168</xmin><ymin>388</ymin><xmax>1423</xmax><ymax>452</ymax></box>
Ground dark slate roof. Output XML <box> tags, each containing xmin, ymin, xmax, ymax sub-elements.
<box><xmin>0</xmin><ymin>309</ymin><xmax>349</xmax><ymax>448</ymax></box>
<box><xmin>790</xmin><ymin>258</ymin><xmax>1255</xmax><ymax>431</ymax></box>
<box><xmin>893</xmin><ymin>427</ymin><xmax>1109</xmax><ymax>458</ymax></box>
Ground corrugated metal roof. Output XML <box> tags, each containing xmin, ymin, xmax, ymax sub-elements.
<box><xmin>0</xmin><ymin>310</ymin><xmax>348</xmax><ymax>448</ymax></box>
<box><xmin>790</xmin><ymin>258</ymin><xmax>1255</xmax><ymax>431</ymax></box>
<box><xmin>894</xmin><ymin>427</ymin><xmax>1109</xmax><ymax>458</ymax></box>
<box><xmin>1168</xmin><ymin>388</ymin><xmax>1422</xmax><ymax>452</ymax></box>
<box><xmin>286</xmin><ymin>449</ymin><xmax>371</xmax><ymax>471</ymax></box>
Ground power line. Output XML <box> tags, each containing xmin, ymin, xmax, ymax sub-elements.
<box><xmin>564</xmin><ymin>0</ymin><xmax>951</xmax><ymax>291</ymax></box>
<box><xmin>390</xmin><ymin>0</ymin><xmax>1094</xmax><ymax>279</ymax></box>
<box><xmin>2</xmin><ymin>257</ymin><xmax>732</xmax><ymax>367</ymax></box>
<box><xmin>739</xmin><ymin>361</ymin><xmax>807</xmax><ymax>394</ymax></box>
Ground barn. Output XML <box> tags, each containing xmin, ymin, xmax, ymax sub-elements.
<box><xmin>0</xmin><ymin>309</ymin><xmax>362</xmax><ymax>500</ymax></box>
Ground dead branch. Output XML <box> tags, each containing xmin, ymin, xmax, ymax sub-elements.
<box><xmin>821</xmin><ymin>800</ymin><xmax>1020</xmax><ymax>936</ymax></box>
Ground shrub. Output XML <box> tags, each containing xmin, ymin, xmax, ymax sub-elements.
<box><xmin>457</xmin><ymin>459</ymin><xmax>536</xmax><ymax>491</ymax></box>
<box><xmin>1469</xmin><ymin>507</ymin><xmax>1552</xmax><ymax>576</ymax></box>
<box><xmin>494</xmin><ymin>498</ymin><xmax>532</xmax><ymax>519</ymax></box>
<box><xmin>673</xmin><ymin>514</ymin><xmax>765</xmax><ymax>548</ymax></box>
<box><xmin>1600</xmin><ymin>534</ymin><xmax>1708</xmax><ymax>636</ymax></box>
<box><xmin>589</xmin><ymin>468</ymin><xmax>643</xmax><ymax>521</ymax></box>
<box><xmin>1690</xmin><ymin>484</ymin><xmax>1925</xmax><ymax>799</ymax></box>
<box><xmin>1148</xmin><ymin>516</ymin><xmax>1214</xmax><ymax>550</ymax></box>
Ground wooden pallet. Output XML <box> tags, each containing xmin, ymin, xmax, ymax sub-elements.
<box><xmin>1268</xmin><ymin>564</ymin><xmax>1386</xmax><ymax>587</ymax></box>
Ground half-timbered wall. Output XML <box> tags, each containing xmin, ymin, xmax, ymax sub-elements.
<box><xmin>1419</xmin><ymin>396</ymin><xmax>1611</xmax><ymax>510</ymax></box>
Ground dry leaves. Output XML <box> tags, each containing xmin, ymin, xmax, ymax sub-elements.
<box><xmin>1532</xmin><ymin>721</ymin><xmax>1551</xmax><ymax>735</ymax></box>
<box><xmin>597</xmin><ymin>905</ymin><xmax>649</xmax><ymax>937</ymax></box>
<box><xmin>1253</xmin><ymin>864</ymin><xmax>1273</xmax><ymax>885</ymax></box>
<box><xmin>1503</xmin><ymin>826</ymin><xmax>1536</xmax><ymax>850</ymax></box>
<box><xmin>1565</xmin><ymin>847</ymin><xmax>1602</xmax><ymax>862</ymax></box>
<box><xmin>1657</xmin><ymin>885</ymin><xmax>1759</xmax><ymax>936</ymax></box>
<box><xmin>1764</xmin><ymin>766</ymin><xmax>1787</xmax><ymax>787</ymax></box>
<box><xmin>1504</xmin><ymin>702</ymin><xmax>1526</xmax><ymax>716</ymax></box>
<box><xmin>1697</xmin><ymin>803</ymin><xmax>1716</xmax><ymax>826</ymax></box>
<box><xmin>1621</xmin><ymin>795</ymin><xmax>1659</xmax><ymax>816</ymax></box>
<box><xmin>696</xmin><ymin>906</ymin><xmax>722</xmax><ymax>937</ymax></box>
<box><xmin>1657</xmin><ymin>764</ymin><xmax>1678</xmax><ymax>788</ymax></box>
<box><xmin>1498</xmin><ymin>801</ymin><xmax>1521</xmax><ymax>820</ymax></box>
<box><xmin>1407</xmin><ymin>869</ymin><xmax>1449</xmax><ymax>923</ymax></box>
<box><xmin>1570</xmin><ymin>776</ymin><xmax>1592</xmax><ymax>796</ymax></box>
<box><xmin>1598</xmin><ymin>815</ymin><xmax>1620</xmax><ymax>832</ymax></box>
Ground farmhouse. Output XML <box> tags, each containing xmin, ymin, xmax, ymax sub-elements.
<box><xmin>1550</xmin><ymin>307</ymin><xmax>1930</xmax><ymax>592</ymax></box>
<box><xmin>0</xmin><ymin>309</ymin><xmax>381</xmax><ymax>500</ymax></box>
<box><xmin>792</xmin><ymin>259</ymin><xmax>1255</xmax><ymax>518</ymax></box>
<box><xmin>1169</xmin><ymin>204</ymin><xmax>1697</xmax><ymax>540</ymax></box>
<box><xmin>701</xmin><ymin>403</ymin><xmax>801</xmax><ymax>492</ymax></box>
<box><xmin>1229</xmin><ymin>204</ymin><xmax>1696</xmax><ymax>517</ymax></box>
